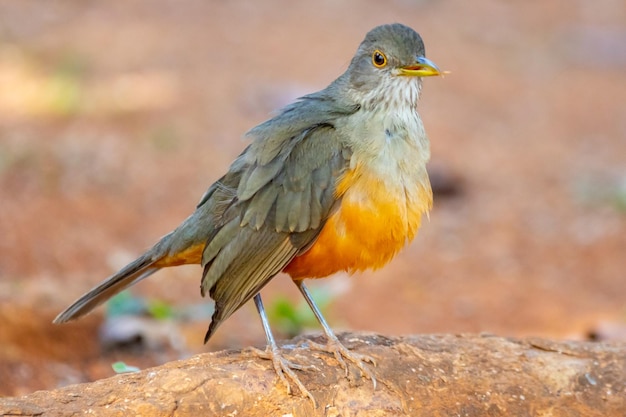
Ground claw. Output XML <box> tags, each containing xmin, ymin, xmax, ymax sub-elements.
<box><xmin>306</xmin><ymin>337</ymin><xmax>377</xmax><ymax>389</ymax></box>
<box><xmin>248</xmin><ymin>345</ymin><xmax>317</xmax><ymax>407</ymax></box>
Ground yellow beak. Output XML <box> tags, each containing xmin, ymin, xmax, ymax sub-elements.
<box><xmin>398</xmin><ymin>56</ymin><xmax>443</xmax><ymax>77</ymax></box>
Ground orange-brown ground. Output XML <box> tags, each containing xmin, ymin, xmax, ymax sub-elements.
<box><xmin>1</xmin><ymin>0</ymin><xmax>625</xmax><ymax>396</ymax></box>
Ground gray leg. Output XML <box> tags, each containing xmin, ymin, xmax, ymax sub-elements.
<box><xmin>251</xmin><ymin>294</ymin><xmax>317</xmax><ymax>405</ymax></box>
<box><xmin>295</xmin><ymin>281</ymin><xmax>376</xmax><ymax>388</ymax></box>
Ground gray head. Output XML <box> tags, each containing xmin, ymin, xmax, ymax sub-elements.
<box><xmin>340</xmin><ymin>23</ymin><xmax>441</xmax><ymax>109</ymax></box>
<box><xmin>247</xmin><ymin>24</ymin><xmax>442</xmax><ymax>141</ymax></box>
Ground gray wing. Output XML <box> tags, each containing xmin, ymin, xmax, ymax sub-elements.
<box><xmin>200</xmin><ymin>95</ymin><xmax>357</xmax><ymax>341</ymax></box>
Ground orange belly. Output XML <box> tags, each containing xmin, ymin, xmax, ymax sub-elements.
<box><xmin>284</xmin><ymin>165</ymin><xmax>432</xmax><ymax>280</ymax></box>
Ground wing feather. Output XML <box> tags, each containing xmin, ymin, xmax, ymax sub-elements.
<box><xmin>198</xmin><ymin>92</ymin><xmax>359</xmax><ymax>341</ymax></box>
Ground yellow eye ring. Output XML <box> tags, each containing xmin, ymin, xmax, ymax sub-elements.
<box><xmin>372</xmin><ymin>50</ymin><xmax>387</xmax><ymax>68</ymax></box>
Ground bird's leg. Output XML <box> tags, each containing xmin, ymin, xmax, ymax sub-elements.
<box><xmin>295</xmin><ymin>280</ymin><xmax>377</xmax><ymax>388</ymax></box>
<box><xmin>249</xmin><ymin>294</ymin><xmax>317</xmax><ymax>405</ymax></box>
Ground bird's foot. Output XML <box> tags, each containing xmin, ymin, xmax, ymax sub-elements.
<box><xmin>248</xmin><ymin>345</ymin><xmax>318</xmax><ymax>406</ymax></box>
<box><xmin>304</xmin><ymin>336</ymin><xmax>377</xmax><ymax>388</ymax></box>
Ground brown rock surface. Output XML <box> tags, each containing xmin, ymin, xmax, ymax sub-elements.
<box><xmin>2</xmin><ymin>333</ymin><xmax>625</xmax><ymax>416</ymax></box>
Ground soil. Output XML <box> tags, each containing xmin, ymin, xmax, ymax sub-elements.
<box><xmin>1</xmin><ymin>0</ymin><xmax>625</xmax><ymax>397</ymax></box>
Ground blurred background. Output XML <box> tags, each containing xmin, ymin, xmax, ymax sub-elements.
<box><xmin>1</xmin><ymin>0</ymin><xmax>625</xmax><ymax>396</ymax></box>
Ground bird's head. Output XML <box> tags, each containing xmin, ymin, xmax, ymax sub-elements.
<box><xmin>344</xmin><ymin>23</ymin><xmax>443</xmax><ymax>109</ymax></box>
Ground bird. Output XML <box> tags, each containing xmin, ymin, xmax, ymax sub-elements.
<box><xmin>54</xmin><ymin>23</ymin><xmax>443</xmax><ymax>403</ymax></box>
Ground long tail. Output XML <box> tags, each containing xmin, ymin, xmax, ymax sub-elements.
<box><xmin>53</xmin><ymin>251</ymin><xmax>162</xmax><ymax>324</ymax></box>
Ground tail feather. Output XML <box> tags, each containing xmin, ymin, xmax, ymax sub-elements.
<box><xmin>53</xmin><ymin>254</ymin><xmax>161</xmax><ymax>324</ymax></box>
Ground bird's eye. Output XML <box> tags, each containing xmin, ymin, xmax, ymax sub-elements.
<box><xmin>372</xmin><ymin>50</ymin><xmax>387</xmax><ymax>68</ymax></box>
